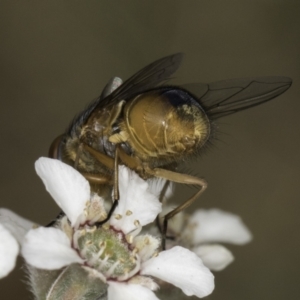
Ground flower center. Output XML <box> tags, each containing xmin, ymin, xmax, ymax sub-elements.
<box><xmin>74</xmin><ymin>225</ymin><xmax>140</xmax><ymax>281</ymax></box>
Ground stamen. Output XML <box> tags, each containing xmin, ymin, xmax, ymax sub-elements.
<box><xmin>105</xmin><ymin>260</ymin><xmax>120</xmax><ymax>277</ymax></box>
<box><xmin>98</xmin><ymin>254</ymin><xmax>110</xmax><ymax>270</ymax></box>
<box><xmin>125</xmin><ymin>234</ymin><xmax>133</xmax><ymax>244</ymax></box>
<box><xmin>117</xmin><ymin>256</ymin><xmax>140</xmax><ymax>281</ymax></box>
<box><xmin>153</xmin><ymin>251</ymin><xmax>159</xmax><ymax>257</ymax></box>
<box><xmin>129</xmin><ymin>220</ymin><xmax>142</xmax><ymax>238</ymax></box>
<box><xmin>88</xmin><ymin>226</ymin><xmax>97</xmax><ymax>233</ymax></box>
<box><xmin>129</xmin><ymin>256</ymin><xmax>136</xmax><ymax>264</ymax></box>
<box><xmin>72</xmin><ymin>230</ymin><xmax>82</xmax><ymax>249</ymax></box>
<box><xmin>85</xmin><ymin>240</ymin><xmax>92</xmax><ymax>246</ymax></box>
<box><xmin>114</xmin><ymin>214</ymin><xmax>122</xmax><ymax>220</ymax></box>
<box><xmin>98</xmin><ymin>241</ymin><xmax>106</xmax><ymax>249</ymax></box>
<box><xmin>101</xmin><ymin>223</ymin><xmax>110</xmax><ymax>230</ymax></box>
<box><xmin>82</xmin><ymin>266</ymin><xmax>107</xmax><ymax>283</ymax></box>
<box><xmin>131</xmin><ymin>248</ymin><xmax>138</xmax><ymax>256</ymax></box>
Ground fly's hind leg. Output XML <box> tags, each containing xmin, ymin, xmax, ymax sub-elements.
<box><xmin>145</xmin><ymin>167</ymin><xmax>207</xmax><ymax>250</ymax></box>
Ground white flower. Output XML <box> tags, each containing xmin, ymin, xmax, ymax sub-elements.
<box><xmin>159</xmin><ymin>205</ymin><xmax>252</xmax><ymax>271</ymax></box>
<box><xmin>20</xmin><ymin>158</ymin><xmax>214</xmax><ymax>299</ymax></box>
<box><xmin>0</xmin><ymin>223</ymin><xmax>19</xmax><ymax>279</ymax></box>
<box><xmin>0</xmin><ymin>208</ymin><xmax>35</xmax><ymax>278</ymax></box>
<box><xmin>186</xmin><ymin>208</ymin><xmax>252</xmax><ymax>271</ymax></box>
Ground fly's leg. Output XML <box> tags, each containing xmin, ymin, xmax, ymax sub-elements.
<box><xmin>159</xmin><ymin>180</ymin><xmax>171</xmax><ymax>203</ymax></box>
<box><xmin>84</xmin><ymin>144</ymin><xmax>124</xmax><ymax>225</ymax></box>
<box><xmin>93</xmin><ymin>150</ymin><xmax>121</xmax><ymax>225</ymax></box>
<box><xmin>81</xmin><ymin>173</ymin><xmax>112</xmax><ymax>184</ymax></box>
<box><xmin>146</xmin><ymin>167</ymin><xmax>207</xmax><ymax>250</ymax></box>
<box><xmin>83</xmin><ymin>144</ymin><xmax>115</xmax><ymax>170</ymax></box>
<box><xmin>155</xmin><ymin>180</ymin><xmax>170</xmax><ymax>234</ymax></box>
<box><xmin>81</xmin><ymin>171</ymin><xmax>120</xmax><ymax>226</ymax></box>
<box><xmin>83</xmin><ymin>144</ymin><xmax>121</xmax><ymax>201</ymax></box>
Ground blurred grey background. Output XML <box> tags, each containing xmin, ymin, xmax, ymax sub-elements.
<box><xmin>0</xmin><ymin>1</ymin><xmax>299</xmax><ymax>299</ymax></box>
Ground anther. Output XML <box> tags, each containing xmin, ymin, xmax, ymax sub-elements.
<box><xmin>99</xmin><ymin>241</ymin><xmax>106</xmax><ymax>248</ymax></box>
<box><xmin>130</xmin><ymin>257</ymin><xmax>137</xmax><ymax>263</ymax></box>
<box><xmin>102</xmin><ymin>223</ymin><xmax>110</xmax><ymax>230</ymax></box>
<box><xmin>88</xmin><ymin>226</ymin><xmax>97</xmax><ymax>232</ymax></box>
<box><xmin>125</xmin><ymin>234</ymin><xmax>133</xmax><ymax>244</ymax></box>
<box><xmin>153</xmin><ymin>251</ymin><xmax>159</xmax><ymax>257</ymax></box>
<box><xmin>114</xmin><ymin>214</ymin><xmax>122</xmax><ymax>220</ymax></box>
<box><xmin>119</xmin><ymin>258</ymin><xmax>125</xmax><ymax>264</ymax></box>
<box><xmin>105</xmin><ymin>260</ymin><xmax>120</xmax><ymax>277</ymax></box>
<box><xmin>131</xmin><ymin>248</ymin><xmax>138</xmax><ymax>256</ymax></box>
<box><xmin>129</xmin><ymin>220</ymin><xmax>142</xmax><ymax>238</ymax></box>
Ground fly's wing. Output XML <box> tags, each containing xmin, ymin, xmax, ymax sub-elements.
<box><xmin>100</xmin><ymin>77</ymin><xmax>123</xmax><ymax>100</ymax></box>
<box><xmin>184</xmin><ymin>77</ymin><xmax>292</xmax><ymax>119</ymax></box>
<box><xmin>67</xmin><ymin>53</ymin><xmax>183</xmax><ymax>135</ymax></box>
<box><xmin>97</xmin><ymin>53</ymin><xmax>184</xmax><ymax>108</ymax></box>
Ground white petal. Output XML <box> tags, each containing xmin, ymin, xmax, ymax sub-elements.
<box><xmin>22</xmin><ymin>227</ymin><xmax>84</xmax><ymax>269</ymax></box>
<box><xmin>110</xmin><ymin>166</ymin><xmax>162</xmax><ymax>234</ymax></box>
<box><xmin>188</xmin><ymin>209</ymin><xmax>252</xmax><ymax>245</ymax></box>
<box><xmin>128</xmin><ymin>275</ymin><xmax>159</xmax><ymax>291</ymax></box>
<box><xmin>108</xmin><ymin>281</ymin><xmax>159</xmax><ymax>300</ymax></box>
<box><xmin>0</xmin><ymin>224</ymin><xmax>19</xmax><ymax>278</ymax></box>
<box><xmin>147</xmin><ymin>178</ymin><xmax>173</xmax><ymax>201</ymax></box>
<box><xmin>142</xmin><ymin>246</ymin><xmax>214</xmax><ymax>298</ymax></box>
<box><xmin>0</xmin><ymin>208</ymin><xmax>35</xmax><ymax>244</ymax></box>
<box><xmin>193</xmin><ymin>244</ymin><xmax>234</xmax><ymax>271</ymax></box>
<box><xmin>35</xmin><ymin>157</ymin><xmax>90</xmax><ymax>227</ymax></box>
<box><xmin>160</xmin><ymin>205</ymin><xmax>185</xmax><ymax>235</ymax></box>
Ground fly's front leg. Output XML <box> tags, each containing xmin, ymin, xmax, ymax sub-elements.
<box><xmin>81</xmin><ymin>173</ymin><xmax>113</xmax><ymax>185</ymax></box>
<box><xmin>83</xmin><ymin>144</ymin><xmax>125</xmax><ymax>225</ymax></box>
<box><xmin>146</xmin><ymin>167</ymin><xmax>207</xmax><ymax>250</ymax></box>
<box><xmin>87</xmin><ymin>144</ymin><xmax>120</xmax><ymax>204</ymax></box>
<box><xmin>98</xmin><ymin>146</ymin><xmax>120</xmax><ymax>224</ymax></box>
<box><xmin>83</xmin><ymin>144</ymin><xmax>115</xmax><ymax>170</ymax></box>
